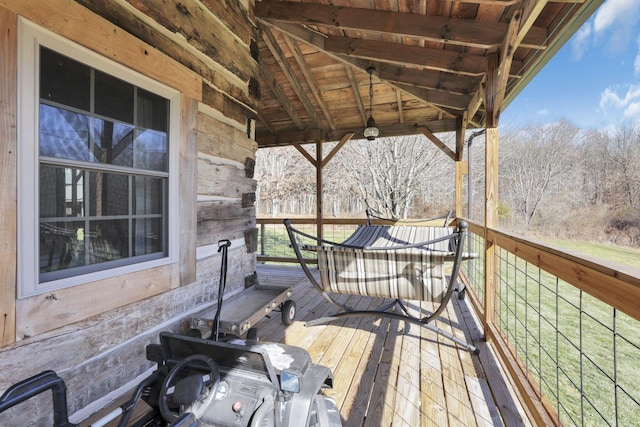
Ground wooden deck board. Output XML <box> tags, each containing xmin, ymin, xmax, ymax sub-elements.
<box><xmin>253</xmin><ymin>264</ymin><xmax>527</xmax><ymax>427</ymax></box>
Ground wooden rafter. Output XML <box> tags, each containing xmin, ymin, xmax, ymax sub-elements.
<box><xmin>258</xmin><ymin>19</ymin><xmax>482</xmax><ymax>113</ymax></box>
<box><xmin>485</xmin><ymin>9</ymin><xmax>523</xmax><ymax>127</ymax></box>
<box><xmin>259</xmin><ymin>61</ymin><xmax>305</xmax><ymax>130</ymax></box>
<box><xmin>282</xmin><ymin>35</ymin><xmax>337</xmax><ymax>131</ymax></box>
<box><xmin>262</xmin><ymin>26</ymin><xmax>322</xmax><ymax>128</ymax></box>
<box><xmin>345</xmin><ymin>65</ymin><xmax>368</xmax><ymax>126</ymax></box>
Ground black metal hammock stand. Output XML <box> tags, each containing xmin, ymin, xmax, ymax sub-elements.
<box><xmin>284</xmin><ymin>218</ymin><xmax>479</xmax><ymax>354</ymax></box>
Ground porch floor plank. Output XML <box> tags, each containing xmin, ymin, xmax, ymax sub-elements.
<box><xmin>254</xmin><ymin>264</ymin><xmax>531</xmax><ymax>427</ymax></box>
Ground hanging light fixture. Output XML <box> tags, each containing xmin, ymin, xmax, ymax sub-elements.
<box><xmin>363</xmin><ymin>66</ymin><xmax>379</xmax><ymax>141</ymax></box>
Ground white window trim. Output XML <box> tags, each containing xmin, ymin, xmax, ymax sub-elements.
<box><xmin>17</xmin><ymin>18</ymin><xmax>180</xmax><ymax>298</ymax></box>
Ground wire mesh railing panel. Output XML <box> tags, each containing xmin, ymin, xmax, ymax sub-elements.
<box><xmin>465</xmin><ymin>231</ymin><xmax>485</xmax><ymax>307</ymax></box>
<box><xmin>494</xmin><ymin>246</ymin><xmax>640</xmax><ymax>426</ymax></box>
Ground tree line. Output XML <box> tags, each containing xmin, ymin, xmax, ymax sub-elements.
<box><xmin>255</xmin><ymin>120</ymin><xmax>640</xmax><ymax>247</ymax></box>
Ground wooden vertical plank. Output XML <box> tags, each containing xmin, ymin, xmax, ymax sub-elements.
<box><xmin>484</xmin><ymin>127</ymin><xmax>499</xmax><ymax>327</ymax></box>
<box><xmin>393</xmin><ymin>315</ymin><xmax>422</xmax><ymax>426</ymax></box>
<box><xmin>420</xmin><ymin>301</ymin><xmax>449</xmax><ymax>427</ymax></box>
<box><xmin>180</xmin><ymin>97</ymin><xmax>198</xmax><ymax>285</ymax></box>
<box><xmin>0</xmin><ymin>8</ymin><xmax>17</xmax><ymax>346</ymax></box>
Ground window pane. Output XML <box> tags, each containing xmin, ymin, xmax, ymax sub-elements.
<box><xmin>40</xmin><ymin>104</ymin><xmax>92</xmax><ymax>161</ymax></box>
<box><xmin>94</xmin><ymin>70</ymin><xmax>134</xmax><ymax>123</ymax></box>
<box><xmin>133</xmin><ymin>218</ymin><xmax>163</xmax><ymax>256</ymax></box>
<box><xmin>133</xmin><ymin>176</ymin><xmax>164</xmax><ymax>215</ymax></box>
<box><xmin>89</xmin><ymin>220</ymin><xmax>129</xmax><ymax>263</ymax></box>
<box><xmin>134</xmin><ymin>129</ymin><xmax>168</xmax><ymax>171</ymax></box>
<box><xmin>91</xmin><ymin>119</ymin><xmax>136</xmax><ymax>167</ymax></box>
<box><xmin>40</xmin><ymin>47</ymin><xmax>90</xmax><ymax>110</ymax></box>
<box><xmin>88</xmin><ymin>172</ymin><xmax>129</xmax><ymax>216</ymax></box>
<box><xmin>40</xmin><ymin>166</ymin><xmax>85</xmax><ymax>218</ymax></box>
<box><xmin>40</xmin><ymin>221</ymin><xmax>86</xmax><ymax>273</ymax></box>
<box><xmin>137</xmin><ymin>89</ymin><xmax>168</xmax><ymax>132</ymax></box>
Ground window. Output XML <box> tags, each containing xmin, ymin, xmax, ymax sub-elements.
<box><xmin>19</xmin><ymin>19</ymin><xmax>180</xmax><ymax>297</ymax></box>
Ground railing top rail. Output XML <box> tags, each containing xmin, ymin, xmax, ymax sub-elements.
<box><xmin>463</xmin><ymin>217</ymin><xmax>640</xmax><ymax>323</ymax></box>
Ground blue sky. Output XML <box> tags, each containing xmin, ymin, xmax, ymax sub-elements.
<box><xmin>502</xmin><ymin>0</ymin><xmax>640</xmax><ymax>131</ymax></box>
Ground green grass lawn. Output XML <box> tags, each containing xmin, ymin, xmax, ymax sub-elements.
<box><xmin>549</xmin><ymin>239</ymin><xmax>640</xmax><ymax>271</ymax></box>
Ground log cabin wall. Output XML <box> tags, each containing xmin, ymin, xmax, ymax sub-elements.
<box><xmin>0</xmin><ymin>1</ymin><xmax>258</xmax><ymax>424</ymax></box>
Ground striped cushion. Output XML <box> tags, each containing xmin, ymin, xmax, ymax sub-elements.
<box><xmin>314</xmin><ymin>226</ymin><xmax>455</xmax><ymax>302</ymax></box>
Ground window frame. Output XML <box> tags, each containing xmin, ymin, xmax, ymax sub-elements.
<box><xmin>18</xmin><ymin>18</ymin><xmax>180</xmax><ymax>298</ymax></box>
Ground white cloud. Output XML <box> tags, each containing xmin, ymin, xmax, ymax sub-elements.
<box><xmin>594</xmin><ymin>0</ymin><xmax>638</xmax><ymax>33</ymax></box>
<box><xmin>593</xmin><ymin>0</ymin><xmax>640</xmax><ymax>53</ymax></box>
<box><xmin>623</xmin><ymin>101</ymin><xmax>640</xmax><ymax>118</ymax></box>
<box><xmin>537</xmin><ymin>108</ymin><xmax>549</xmax><ymax>118</ymax></box>
<box><xmin>599</xmin><ymin>84</ymin><xmax>640</xmax><ymax>122</ymax></box>
<box><xmin>571</xmin><ymin>24</ymin><xmax>592</xmax><ymax>60</ymax></box>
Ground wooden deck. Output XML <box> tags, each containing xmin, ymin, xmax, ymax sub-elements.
<box><xmin>255</xmin><ymin>264</ymin><xmax>531</xmax><ymax>427</ymax></box>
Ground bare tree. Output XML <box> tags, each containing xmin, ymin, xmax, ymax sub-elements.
<box><xmin>500</xmin><ymin>121</ymin><xmax>582</xmax><ymax>229</ymax></box>
<box><xmin>334</xmin><ymin>135</ymin><xmax>449</xmax><ymax>219</ymax></box>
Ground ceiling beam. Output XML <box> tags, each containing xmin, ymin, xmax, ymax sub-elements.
<box><xmin>378</xmin><ymin>64</ymin><xmax>480</xmax><ymax>96</ymax></box>
<box><xmin>325</xmin><ymin>36</ymin><xmax>487</xmax><ymax>76</ymax></box>
<box><xmin>255</xmin><ymin>0</ymin><xmax>547</xmax><ymax>50</ymax></box>
<box><xmin>393</xmin><ymin>83</ymin><xmax>472</xmax><ymax>110</ymax></box>
<box><xmin>255</xmin><ymin>119</ymin><xmax>460</xmax><ymax>147</ymax></box>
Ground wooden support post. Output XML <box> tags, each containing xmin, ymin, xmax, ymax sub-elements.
<box><xmin>0</xmin><ymin>8</ymin><xmax>17</xmax><ymax>345</ymax></box>
<box><xmin>316</xmin><ymin>140</ymin><xmax>323</xmax><ymax>242</ymax></box>
<box><xmin>484</xmin><ymin>127</ymin><xmax>499</xmax><ymax>331</ymax></box>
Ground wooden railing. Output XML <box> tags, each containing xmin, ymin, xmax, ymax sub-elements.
<box><xmin>257</xmin><ymin>217</ymin><xmax>640</xmax><ymax>426</ymax></box>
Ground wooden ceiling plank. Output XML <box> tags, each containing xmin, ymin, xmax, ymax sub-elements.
<box><xmin>283</xmin><ymin>35</ymin><xmax>338</xmax><ymax>130</ymax></box>
<box><xmin>256</xmin><ymin>110</ymin><xmax>277</xmax><ymax>134</ymax></box>
<box><xmin>260</xmin><ymin>61</ymin><xmax>306</xmax><ymax>130</ymax></box>
<box><xmin>255</xmin><ymin>0</ymin><xmax>547</xmax><ymax>50</ymax></box>
<box><xmin>262</xmin><ymin>26</ymin><xmax>323</xmax><ymax>128</ymax></box>
<box><xmin>261</xmin><ymin>19</ymin><xmax>482</xmax><ymax>113</ymax></box>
